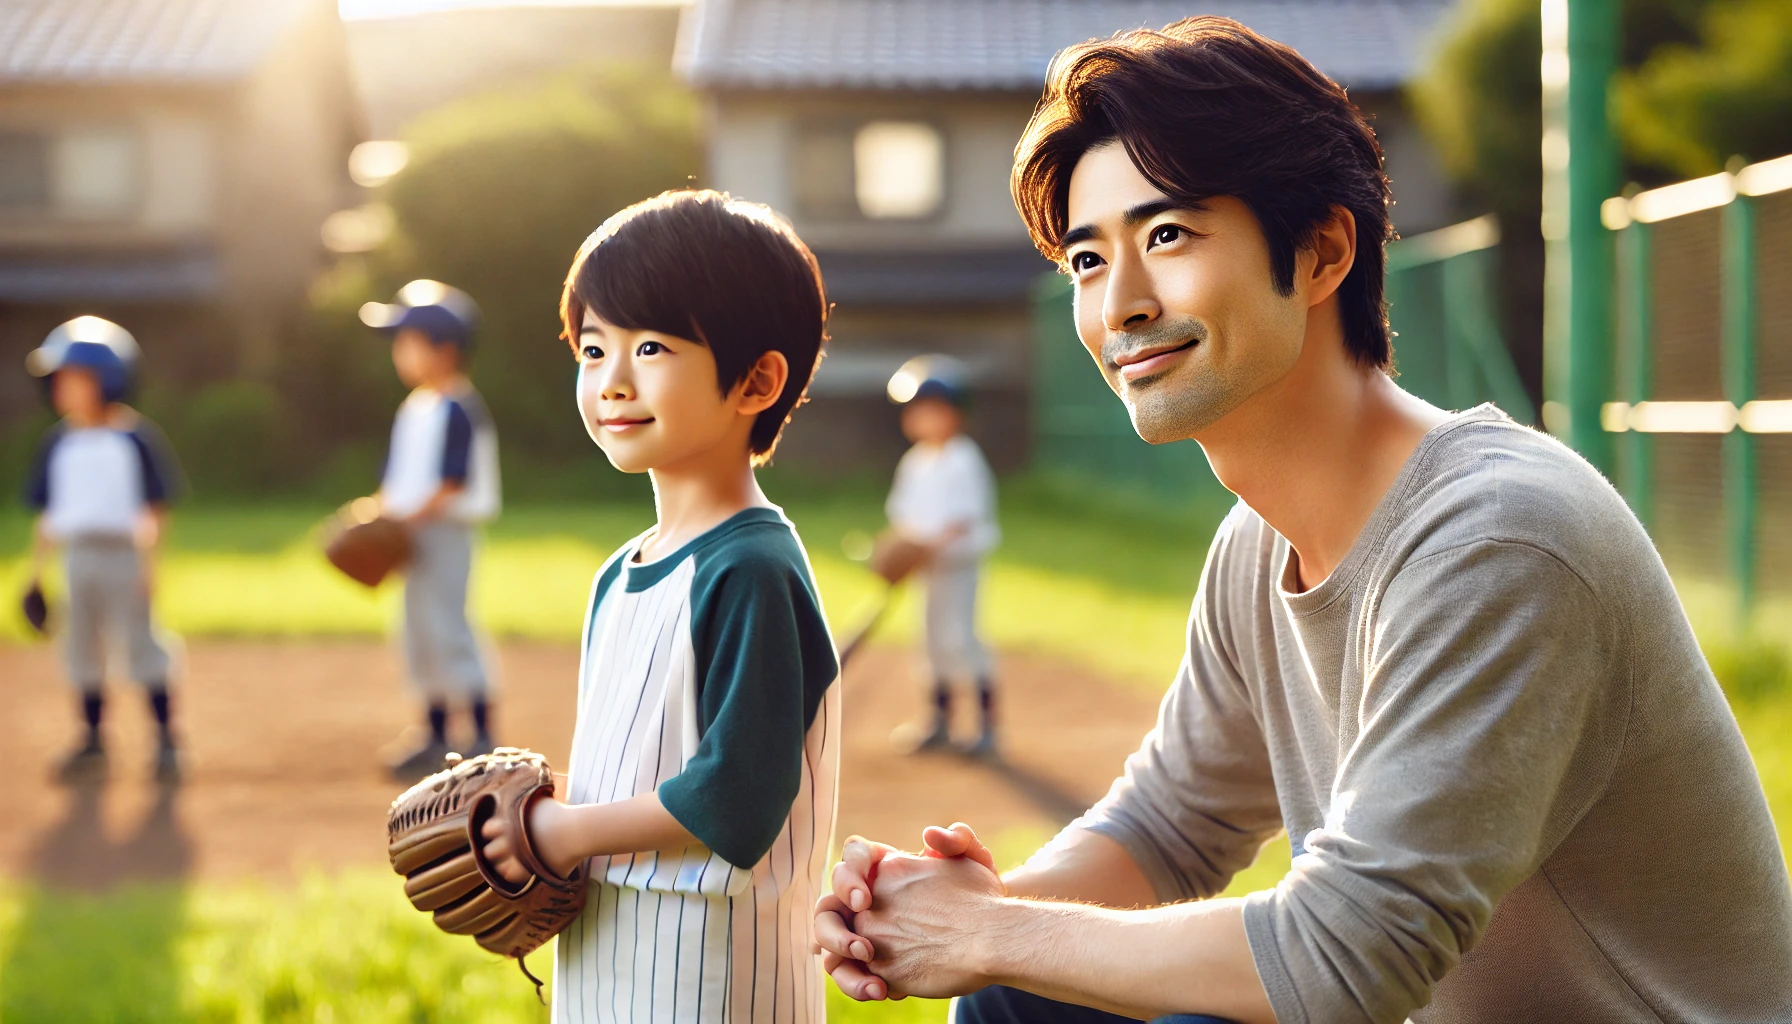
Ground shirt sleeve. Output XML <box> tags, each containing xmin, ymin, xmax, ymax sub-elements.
<box><xmin>22</xmin><ymin>426</ymin><xmax>62</xmax><ymax>511</ymax></box>
<box><xmin>1241</xmin><ymin>540</ymin><xmax>1625</xmax><ymax>1024</ymax></box>
<box><xmin>1073</xmin><ymin>509</ymin><xmax>1285</xmax><ymax>901</ymax></box>
<box><xmin>658</xmin><ymin>537</ymin><xmax>839</xmax><ymax>869</ymax></box>
<box><xmin>440</xmin><ymin>399</ymin><xmax>473</xmax><ymax>485</ymax></box>
<box><xmin>126</xmin><ymin>419</ymin><xmax>184</xmax><ymax>506</ymax></box>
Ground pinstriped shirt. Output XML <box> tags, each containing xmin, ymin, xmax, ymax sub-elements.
<box><xmin>553</xmin><ymin>507</ymin><xmax>841</xmax><ymax>1024</ymax></box>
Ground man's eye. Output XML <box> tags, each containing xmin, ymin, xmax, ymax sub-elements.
<box><xmin>1069</xmin><ymin>251</ymin><xmax>1104</xmax><ymax>273</ymax></box>
<box><xmin>637</xmin><ymin>340</ymin><xmax>664</xmax><ymax>356</ymax></box>
<box><xmin>1149</xmin><ymin>225</ymin><xmax>1183</xmax><ymax>247</ymax></box>
<box><xmin>581</xmin><ymin>345</ymin><xmax>603</xmax><ymax>360</ymax></box>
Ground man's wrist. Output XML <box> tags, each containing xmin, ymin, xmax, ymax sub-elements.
<box><xmin>968</xmin><ymin>895</ymin><xmax>1039</xmax><ymax>988</ymax></box>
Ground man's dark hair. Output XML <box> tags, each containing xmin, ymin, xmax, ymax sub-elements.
<box><xmin>1013</xmin><ymin>17</ymin><xmax>1394</xmax><ymax>368</ymax></box>
<box><xmin>561</xmin><ymin>190</ymin><xmax>829</xmax><ymax>463</ymax></box>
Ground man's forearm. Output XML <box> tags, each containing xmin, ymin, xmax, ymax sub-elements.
<box><xmin>974</xmin><ymin>895</ymin><xmax>1275</xmax><ymax>1024</ymax></box>
<box><xmin>1003</xmin><ymin>827</ymin><xmax>1159</xmax><ymax>908</ymax></box>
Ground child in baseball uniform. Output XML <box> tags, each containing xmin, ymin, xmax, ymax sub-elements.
<box><xmin>884</xmin><ymin>355</ymin><xmax>1001</xmax><ymax>757</ymax></box>
<box><xmin>360</xmin><ymin>280</ymin><xmax>502</xmax><ymax>780</ymax></box>
<box><xmin>22</xmin><ymin>316</ymin><xmax>185</xmax><ymax>783</ymax></box>
<box><xmin>474</xmin><ymin>190</ymin><xmax>840</xmax><ymax>1024</ymax></box>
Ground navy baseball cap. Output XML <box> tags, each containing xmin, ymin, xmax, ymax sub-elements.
<box><xmin>887</xmin><ymin>354</ymin><xmax>969</xmax><ymax>407</ymax></box>
<box><xmin>27</xmin><ymin>316</ymin><xmax>140</xmax><ymax>403</ymax></box>
<box><xmin>359</xmin><ymin>279</ymin><xmax>480</xmax><ymax>349</ymax></box>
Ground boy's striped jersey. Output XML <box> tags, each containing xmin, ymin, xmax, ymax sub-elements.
<box><xmin>554</xmin><ymin>506</ymin><xmax>841</xmax><ymax>1024</ymax></box>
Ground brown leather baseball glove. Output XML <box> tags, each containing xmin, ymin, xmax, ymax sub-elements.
<box><xmin>21</xmin><ymin>580</ymin><xmax>49</xmax><ymax>636</ymax></box>
<box><xmin>869</xmin><ymin>529</ymin><xmax>932</xmax><ymax>585</ymax></box>
<box><xmin>322</xmin><ymin>497</ymin><xmax>410</xmax><ymax>587</ymax></box>
<box><xmin>387</xmin><ymin>747</ymin><xmax>586</xmax><ymax>999</ymax></box>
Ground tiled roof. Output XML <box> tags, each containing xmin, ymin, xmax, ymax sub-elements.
<box><xmin>0</xmin><ymin>0</ymin><xmax>321</xmax><ymax>83</ymax></box>
<box><xmin>679</xmin><ymin>0</ymin><xmax>1455</xmax><ymax>91</ymax></box>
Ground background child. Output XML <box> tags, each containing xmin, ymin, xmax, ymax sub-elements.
<box><xmin>358</xmin><ymin>280</ymin><xmax>501</xmax><ymax>780</ymax></box>
<box><xmin>884</xmin><ymin>355</ymin><xmax>1001</xmax><ymax>757</ymax></box>
<box><xmin>23</xmin><ymin>316</ymin><xmax>185</xmax><ymax>783</ymax></box>
<box><xmin>475</xmin><ymin>190</ymin><xmax>840</xmax><ymax>1024</ymax></box>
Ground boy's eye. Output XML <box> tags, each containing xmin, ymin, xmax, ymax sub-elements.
<box><xmin>1149</xmin><ymin>224</ymin><xmax>1183</xmax><ymax>247</ymax></box>
<box><xmin>581</xmin><ymin>345</ymin><xmax>603</xmax><ymax>360</ymax></box>
<box><xmin>637</xmin><ymin>340</ymin><xmax>664</xmax><ymax>357</ymax></box>
<box><xmin>1068</xmin><ymin>251</ymin><xmax>1104</xmax><ymax>273</ymax></box>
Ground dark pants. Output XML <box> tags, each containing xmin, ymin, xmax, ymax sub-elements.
<box><xmin>953</xmin><ymin>985</ymin><xmax>1236</xmax><ymax>1024</ymax></box>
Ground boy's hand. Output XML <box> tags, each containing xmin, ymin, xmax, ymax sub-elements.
<box><xmin>480</xmin><ymin>794</ymin><xmax>585</xmax><ymax>884</ymax></box>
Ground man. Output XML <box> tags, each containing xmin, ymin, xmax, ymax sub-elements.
<box><xmin>815</xmin><ymin>17</ymin><xmax>1792</xmax><ymax>1024</ymax></box>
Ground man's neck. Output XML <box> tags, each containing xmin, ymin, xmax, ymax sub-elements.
<box><xmin>1196</xmin><ymin>326</ymin><xmax>1449</xmax><ymax>593</ymax></box>
<box><xmin>643</xmin><ymin>442</ymin><xmax>771</xmax><ymax>561</ymax></box>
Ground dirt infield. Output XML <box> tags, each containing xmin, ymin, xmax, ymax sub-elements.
<box><xmin>0</xmin><ymin>641</ymin><xmax>1163</xmax><ymax>888</ymax></box>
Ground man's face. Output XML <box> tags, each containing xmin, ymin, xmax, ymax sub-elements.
<box><xmin>1061</xmin><ymin>142</ymin><xmax>1308</xmax><ymax>443</ymax></box>
<box><xmin>574</xmin><ymin>307</ymin><xmax>750</xmax><ymax>474</ymax></box>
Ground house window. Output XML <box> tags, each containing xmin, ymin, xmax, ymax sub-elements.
<box><xmin>0</xmin><ymin>125</ymin><xmax>139</xmax><ymax>218</ymax></box>
<box><xmin>0</xmin><ymin>133</ymin><xmax>50</xmax><ymax>210</ymax></box>
<box><xmin>853</xmin><ymin>121</ymin><xmax>943</xmax><ymax>219</ymax></box>
<box><xmin>794</xmin><ymin>120</ymin><xmax>945</xmax><ymax>221</ymax></box>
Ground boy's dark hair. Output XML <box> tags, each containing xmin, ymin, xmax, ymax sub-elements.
<box><xmin>560</xmin><ymin>190</ymin><xmax>829</xmax><ymax>463</ymax></box>
<box><xmin>1012</xmin><ymin>17</ymin><xmax>1394</xmax><ymax>368</ymax></box>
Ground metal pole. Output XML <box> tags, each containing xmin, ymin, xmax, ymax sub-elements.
<box><xmin>1541</xmin><ymin>0</ymin><xmax>1618</xmax><ymax>473</ymax></box>
<box><xmin>1619</xmin><ymin>220</ymin><xmax>1652</xmax><ymax>528</ymax></box>
<box><xmin>1723</xmin><ymin>192</ymin><xmax>1758</xmax><ymax>618</ymax></box>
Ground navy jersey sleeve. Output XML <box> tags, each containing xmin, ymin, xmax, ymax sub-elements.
<box><xmin>658</xmin><ymin>526</ymin><xmax>839</xmax><ymax>869</ymax></box>
<box><xmin>440</xmin><ymin>399</ymin><xmax>473</xmax><ymax>485</ymax></box>
<box><xmin>126</xmin><ymin>418</ymin><xmax>184</xmax><ymax>506</ymax></box>
<box><xmin>22</xmin><ymin>425</ymin><xmax>64</xmax><ymax>511</ymax></box>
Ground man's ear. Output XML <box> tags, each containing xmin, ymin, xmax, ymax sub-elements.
<box><xmin>736</xmin><ymin>350</ymin><xmax>790</xmax><ymax>416</ymax></box>
<box><xmin>1303</xmin><ymin>206</ymin><xmax>1357</xmax><ymax>309</ymax></box>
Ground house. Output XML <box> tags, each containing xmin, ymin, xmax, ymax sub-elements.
<box><xmin>0</xmin><ymin>0</ymin><xmax>362</xmax><ymax>421</ymax></box>
<box><xmin>678</xmin><ymin>0</ymin><xmax>1461</xmax><ymax>471</ymax></box>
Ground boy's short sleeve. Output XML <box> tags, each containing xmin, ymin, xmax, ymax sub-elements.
<box><xmin>658</xmin><ymin>528</ymin><xmax>838</xmax><ymax>869</ymax></box>
<box><xmin>22</xmin><ymin>426</ymin><xmax>63</xmax><ymax>511</ymax></box>
<box><xmin>126</xmin><ymin>418</ymin><xmax>184</xmax><ymax>506</ymax></box>
<box><xmin>440</xmin><ymin>399</ymin><xmax>473</xmax><ymax>484</ymax></box>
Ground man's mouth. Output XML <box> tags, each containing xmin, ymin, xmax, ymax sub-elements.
<box><xmin>1114</xmin><ymin>338</ymin><xmax>1198</xmax><ymax>382</ymax></box>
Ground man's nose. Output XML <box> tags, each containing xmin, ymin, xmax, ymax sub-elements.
<box><xmin>1102</xmin><ymin>253</ymin><xmax>1161</xmax><ymax>333</ymax></box>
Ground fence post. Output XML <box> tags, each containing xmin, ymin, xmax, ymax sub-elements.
<box><xmin>1618</xmin><ymin>220</ymin><xmax>1652</xmax><ymax>528</ymax></box>
<box><xmin>1723</xmin><ymin>192</ymin><xmax>1758</xmax><ymax>619</ymax></box>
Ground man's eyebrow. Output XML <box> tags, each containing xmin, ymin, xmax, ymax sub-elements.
<box><xmin>1122</xmin><ymin>198</ymin><xmax>1206</xmax><ymax>225</ymax></box>
<box><xmin>1060</xmin><ymin>198</ymin><xmax>1210</xmax><ymax>249</ymax></box>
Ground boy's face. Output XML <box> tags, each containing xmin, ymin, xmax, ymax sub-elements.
<box><xmin>900</xmin><ymin>398</ymin><xmax>962</xmax><ymax>445</ymax></box>
<box><xmin>391</xmin><ymin>328</ymin><xmax>459</xmax><ymax>387</ymax></box>
<box><xmin>52</xmin><ymin>367</ymin><xmax>106</xmax><ymax>423</ymax></box>
<box><xmin>575</xmin><ymin>308</ymin><xmax>784</xmax><ymax>474</ymax></box>
<box><xmin>1060</xmin><ymin>141</ymin><xmax>1312</xmax><ymax>444</ymax></box>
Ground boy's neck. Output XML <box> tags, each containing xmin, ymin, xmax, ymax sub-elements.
<box><xmin>417</xmin><ymin>370</ymin><xmax>467</xmax><ymax>394</ymax></box>
<box><xmin>643</xmin><ymin>447</ymin><xmax>772</xmax><ymax>560</ymax></box>
<box><xmin>65</xmin><ymin>404</ymin><xmax>113</xmax><ymax>429</ymax></box>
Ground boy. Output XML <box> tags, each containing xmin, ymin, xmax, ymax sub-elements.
<box><xmin>23</xmin><ymin>316</ymin><xmax>185</xmax><ymax>782</ymax></box>
<box><xmin>358</xmin><ymin>280</ymin><xmax>501</xmax><ymax>779</ymax></box>
<box><xmin>476</xmin><ymin>190</ymin><xmax>840</xmax><ymax>1024</ymax></box>
<box><xmin>883</xmin><ymin>355</ymin><xmax>1000</xmax><ymax>757</ymax></box>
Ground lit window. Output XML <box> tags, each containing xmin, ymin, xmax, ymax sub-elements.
<box><xmin>55</xmin><ymin>126</ymin><xmax>139</xmax><ymax>217</ymax></box>
<box><xmin>853</xmin><ymin>121</ymin><xmax>943</xmax><ymax>219</ymax></box>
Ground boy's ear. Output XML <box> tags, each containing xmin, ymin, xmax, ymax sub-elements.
<box><xmin>735</xmin><ymin>351</ymin><xmax>789</xmax><ymax>416</ymax></box>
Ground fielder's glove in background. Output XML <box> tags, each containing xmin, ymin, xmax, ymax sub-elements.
<box><xmin>322</xmin><ymin>498</ymin><xmax>411</xmax><ymax>587</ymax></box>
<box><xmin>388</xmin><ymin>747</ymin><xmax>585</xmax><ymax>1000</ymax></box>
<box><xmin>21</xmin><ymin>581</ymin><xmax>48</xmax><ymax>636</ymax></box>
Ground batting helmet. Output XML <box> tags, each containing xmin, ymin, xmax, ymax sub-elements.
<box><xmin>359</xmin><ymin>279</ymin><xmax>481</xmax><ymax>351</ymax></box>
<box><xmin>887</xmin><ymin>354</ymin><xmax>969</xmax><ymax>407</ymax></box>
<box><xmin>26</xmin><ymin>316</ymin><xmax>141</xmax><ymax>404</ymax></box>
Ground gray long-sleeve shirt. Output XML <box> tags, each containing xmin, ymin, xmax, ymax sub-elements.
<box><xmin>1079</xmin><ymin>406</ymin><xmax>1792</xmax><ymax>1023</ymax></box>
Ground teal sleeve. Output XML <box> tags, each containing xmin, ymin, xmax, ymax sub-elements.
<box><xmin>658</xmin><ymin>534</ymin><xmax>838</xmax><ymax>869</ymax></box>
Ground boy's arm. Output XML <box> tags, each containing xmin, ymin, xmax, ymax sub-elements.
<box><xmin>481</xmin><ymin>790</ymin><xmax>697</xmax><ymax>883</ymax></box>
<box><xmin>137</xmin><ymin>504</ymin><xmax>165</xmax><ymax>595</ymax></box>
<box><xmin>399</xmin><ymin>481</ymin><xmax>464</xmax><ymax>526</ymax></box>
<box><xmin>29</xmin><ymin>514</ymin><xmax>53</xmax><ymax>581</ymax></box>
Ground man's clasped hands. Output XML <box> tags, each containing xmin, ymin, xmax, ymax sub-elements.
<box><xmin>813</xmin><ymin>822</ymin><xmax>1012</xmax><ymax>1003</ymax></box>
